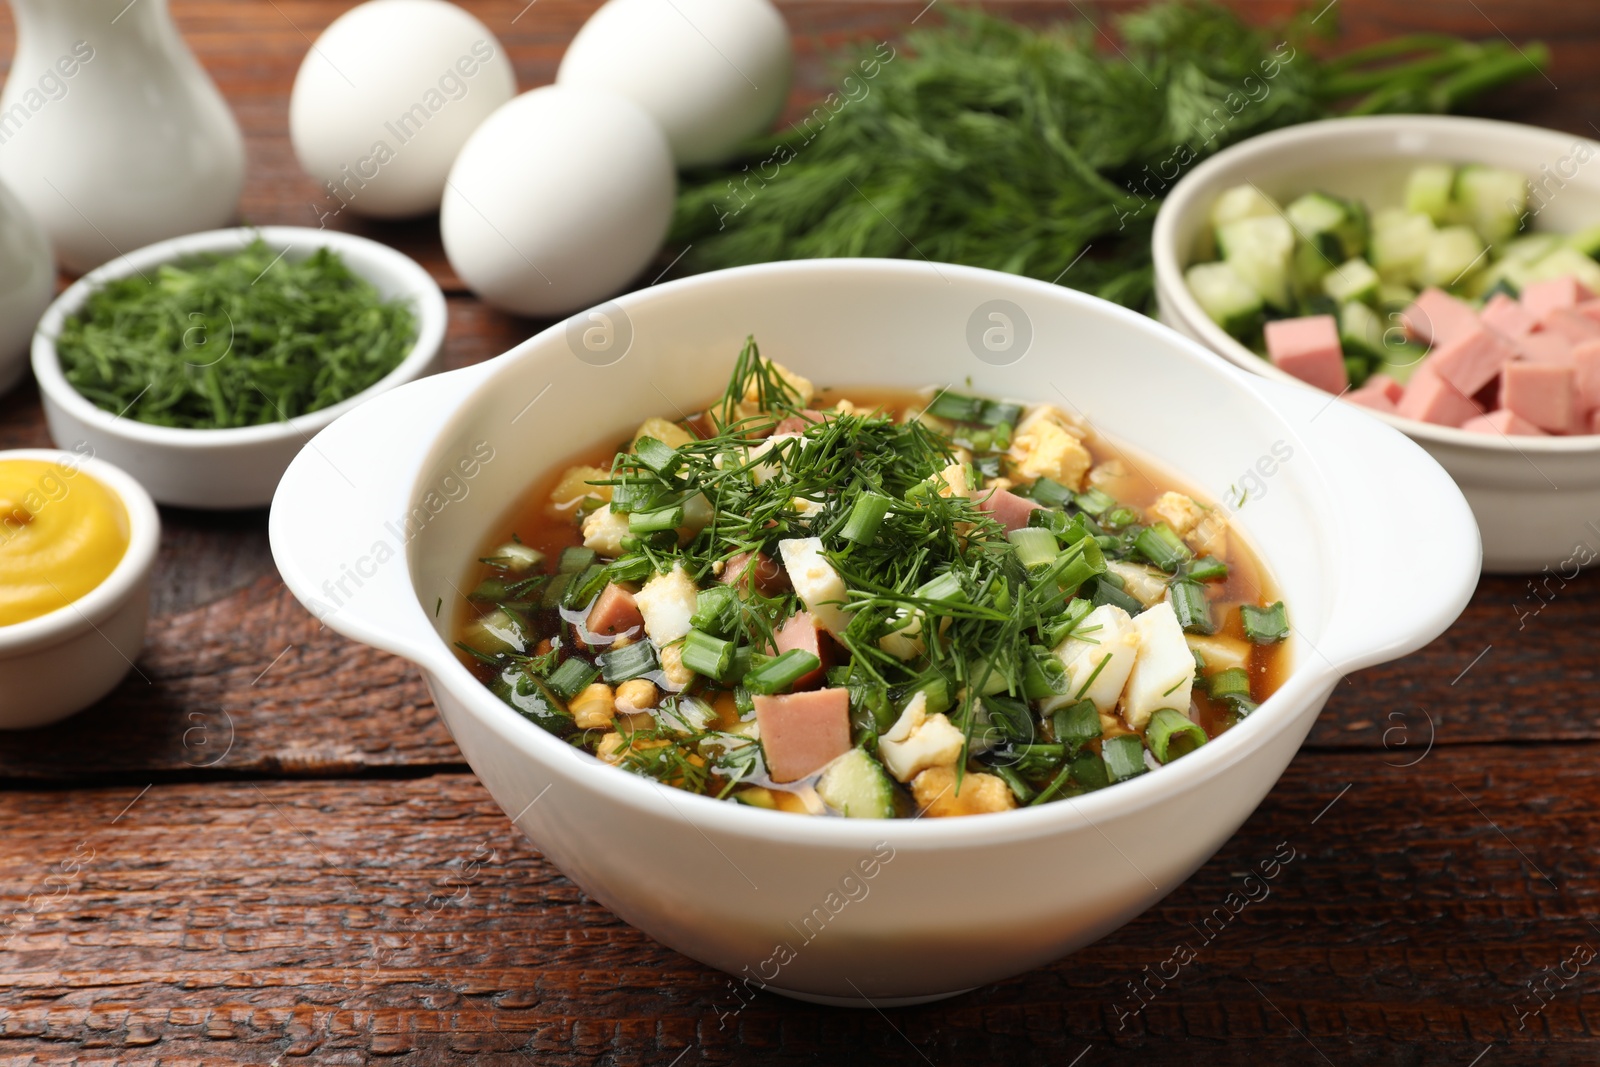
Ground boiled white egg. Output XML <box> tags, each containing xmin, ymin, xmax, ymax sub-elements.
<box><xmin>440</xmin><ymin>85</ymin><xmax>676</xmax><ymax>317</ymax></box>
<box><xmin>556</xmin><ymin>0</ymin><xmax>792</xmax><ymax>167</ymax></box>
<box><xmin>289</xmin><ymin>0</ymin><xmax>516</xmax><ymax>219</ymax></box>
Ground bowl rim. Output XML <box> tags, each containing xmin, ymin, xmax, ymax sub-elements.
<box><xmin>29</xmin><ymin>225</ymin><xmax>448</xmax><ymax>449</ymax></box>
<box><xmin>0</xmin><ymin>447</ymin><xmax>160</xmax><ymax>653</ymax></box>
<box><xmin>401</xmin><ymin>257</ymin><xmax>1417</xmax><ymax>848</ymax></box>
<box><xmin>1152</xmin><ymin>112</ymin><xmax>1600</xmax><ymax>455</ymax></box>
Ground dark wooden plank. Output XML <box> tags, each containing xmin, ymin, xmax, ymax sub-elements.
<box><xmin>2</xmin><ymin>746</ymin><xmax>1599</xmax><ymax>1063</ymax></box>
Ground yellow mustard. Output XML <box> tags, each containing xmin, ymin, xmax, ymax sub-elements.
<box><xmin>0</xmin><ymin>459</ymin><xmax>129</xmax><ymax>627</ymax></box>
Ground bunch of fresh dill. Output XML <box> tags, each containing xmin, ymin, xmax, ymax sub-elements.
<box><xmin>671</xmin><ymin>3</ymin><xmax>1548</xmax><ymax>311</ymax></box>
<box><xmin>57</xmin><ymin>238</ymin><xmax>416</xmax><ymax>430</ymax></box>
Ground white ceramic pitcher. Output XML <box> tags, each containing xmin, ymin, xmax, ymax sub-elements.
<box><xmin>0</xmin><ymin>176</ymin><xmax>52</xmax><ymax>394</ymax></box>
<box><xmin>0</xmin><ymin>0</ymin><xmax>245</xmax><ymax>274</ymax></box>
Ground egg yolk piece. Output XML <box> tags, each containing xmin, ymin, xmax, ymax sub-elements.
<box><xmin>0</xmin><ymin>459</ymin><xmax>129</xmax><ymax>627</ymax></box>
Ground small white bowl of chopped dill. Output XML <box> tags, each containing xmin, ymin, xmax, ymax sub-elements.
<box><xmin>30</xmin><ymin>226</ymin><xmax>447</xmax><ymax>509</ymax></box>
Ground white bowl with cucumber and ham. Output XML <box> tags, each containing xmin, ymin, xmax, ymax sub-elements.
<box><xmin>1154</xmin><ymin>115</ymin><xmax>1600</xmax><ymax>573</ymax></box>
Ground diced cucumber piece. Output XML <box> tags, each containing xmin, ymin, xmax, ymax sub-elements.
<box><xmin>816</xmin><ymin>748</ymin><xmax>896</xmax><ymax>818</ymax></box>
<box><xmin>1338</xmin><ymin>301</ymin><xmax>1387</xmax><ymax>360</ymax></box>
<box><xmin>1292</xmin><ymin>235</ymin><xmax>1338</xmax><ymax>296</ymax></box>
<box><xmin>1466</xmin><ymin>256</ymin><xmax>1530</xmax><ymax>299</ymax></box>
<box><xmin>1217</xmin><ymin>215</ymin><xmax>1295</xmax><ymax>310</ymax></box>
<box><xmin>1286</xmin><ymin>191</ymin><xmax>1368</xmax><ymax>260</ymax></box>
<box><xmin>1377</xmin><ymin>282</ymin><xmax>1416</xmax><ymax>313</ymax></box>
<box><xmin>1378</xmin><ymin>341</ymin><xmax>1429</xmax><ymax>385</ymax></box>
<box><xmin>1370</xmin><ymin>209</ymin><xmax>1436</xmax><ymax>284</ymax></box>
<box><xmin>1209</xmin><ymin>184</ymin><xmax>1280</xmax><ymax>232</ymax></box>
<box><xmin>1528</xmin><ymin>246</ymin><xmax>1600</xmax><ymax>293</ymax></box>
<box><xmin>1501</xmin><ymin>233</ymin><xmax>1561</xmax><ymax>264</ymax></box>
<box><xmin>1567</xmin><ymin>225</ymin><xmax>1600</xmax><ymax>258</ymax></box>
<box><xmin>1404</xmin><ymin>164</ymin><xmax>1456</xmax><ymax>224</ymax></box>
<box><xmin>1185</xmin><ymin>261</ymin><xmax>1264</xmax><ymax>339</ymax></box>
<box><xmin>1419</xmin><ymin>225</ymin><xmax>1486</xmax><ymax>290</ymax></box>
<box><xmin>1322</xmin><ymin>257</ymin><xmax>1381</xmax><ymax>305</ymax></box>
<box><xmin>464</xmin><ymin>609</ymin><xmax>527</xmax><ymax>656</ymax></box>
<box><xmin>1454</xmin><ymin>164</ymin><xmax>1529</xmax><ymax>246</ymax></box>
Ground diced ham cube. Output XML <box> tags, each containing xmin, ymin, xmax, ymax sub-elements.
<box><xmin>720</xmin><ymin>550</ymin><xmax>788</xmax><ymax>596</ymax></box>
<box><xmin>771</xmin><ymin>611</ymin><xmax>831</xmax><ymax>689</ymax></box>
<box><xmin>1543</xmin><ymin>307</ymin><xmax>1600</xmax><ymax>345</ymax></box>
<box><xmin>586</xmin><ymin>583</ymin><xmax>644</xmax><ymax>637</ymax></box>
<box><xmin>1396</xmin><ymin>367</ymin><xmax>1483</xmax><ymax>427</ymax></box>
<box><xmin>773</xmin><ymin>410</ymin><xmax>826</xmax><ymax>435</ymax></box>
<box><xmin>976</xmin><ymin>487</ymin><xmax>1044</xmax><ymax>533</ymax></box>
<box><xmin>1517</xmin><ymin>331</ymin><xmax>1574</xmax><ymax>365</ymax></box>
<box><xmin>1520</xmin><ymin>276</ymin><xmax>1595</xmax><ymax>321</ymax></box>
<box><xmin>1363</xmin><ymin>374</ymin><xmax>1405</xmax><ymax>403</ymax></box>
<box><xmin>1570</xmin><ymin>340</ymin><xmax>1600</xmax><ymax>413</ymax></box>
<box><xmin>1500</xmin><ymin>362</ymin><xmax>1576</xmax><ymax>433</ymax></box>
<box><xmin>1402</xmin><ymin>288</ymin><xmax>1480</xmax><ymax>348</ymax></box>
<box><xmin>1480</xmin><ymin>293</ymin><xmax>1539</xmax><ymax>339</ymax></box>
<box><xmin>1264</xmin><ymin>315</ymin><xmax>1348</xmax><ymax>394</ymax></box>
<box><xmin>754</xmin><ymin>688</ymin><xmax>852</xmax><ymax>783</ymax></box>
<box><xmin>1345</xmin><ymin>388</ymin><xmax>1396</xmax><ymax>414</ymax></box>
<box><xmin>1462</xmin><ymin>410</ymin><xmax>1547</xmax><ymax>436</ymax></box>
<box><xmin>1590</xmin><ymin>409</ymin><xmax>1600</xmax><ymax>435</ymax></box>
<box><xmin>1425</xmin><ymin>327</ymin><xmax>1515</xmax><ymax>396</ymax></box>
<box><xmin>1577</xmin><ymin>298</ymin><xmax>1600</xmax><ymax>326</ymax></box>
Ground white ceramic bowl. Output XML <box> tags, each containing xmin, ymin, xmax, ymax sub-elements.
<box><xmin>1153</xmin><ymin>114</ymin><xmax>1600</xmax><ymax>574</ymax></box>
<box><xmin>31</xmin><ymin>226</ymin><xmax>447</xmax><ymax>509</ymax></box>
<box><xmin>269</xmin><ymin>260</ymin><xmax>1479</xmax><ymax>1003</ymax></box>
<box><xmin>0</xmin><ymin>449</ymin><xmax>160</xmax><ymax>729</ymax></box>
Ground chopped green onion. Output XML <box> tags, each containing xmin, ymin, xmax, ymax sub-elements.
<box><xmin>989</xmin><ymin>763</ymin><xmax>1036</xmax><ymax>803</ymax></box>
<box><xmin>633</xmin><ymin>435</ymin><xmax>682</xmax><ymax>475</ymax></box>
<box><xmin>1070</xmin><ymin>750</ymin><xmax>1110</xmax><ymax>791</ymax></box>
<box><xmin>606</xmin><ymin>555</ymin><xmax>653</xmax><ymax>584</ymax></box>
<box><xmin>563</xmin><ymin>564</ymin><xmax>610</xmax><ymax>610</ymax></box>
<box><xmin>1037</xmin><ymin>536</ymin><xmax>1105</xmax><ymax>598</ymax></box>
<box><xmin>840</xmin><ymin>491</ymin><xmax>894</xmax><ymax>544</ymax></box>
<box><xmin>980</xmin><ymin>399</ymin><xmax>1024</xmax><ymax>427</ymax></box>
<box><xmin>1188</xmin><ymin>556</ymin><xmax>1229</xmax><ymax>582</ymax></box>
<box><xmin>1041</xmin><ymin>597</ymin><xmax>1094</xmax><ymax>647</ymax></box>
<box><xmin>728</xmin><ymin>643</ymin><xmax>754</xmax><ymax>684</ymax></box>
<box><xmin>1147</xmin><ymin>708</ymin><xmax>1207</xmax><ymax>763</ymax></box>
<box><xmin>1029</xmin><ymin>762</ymin><xmax>1075</xmax><ymax>806</ymax></box>
<box><xmin>743</xmin><ymin>649</ymin><xmax>822</xmax><ymax>695</ymax></box>
<box><xmin>1208</xmin><ymin>667</ymin><xmax>1252</xmax><ymax>701</ymax></box>
<box><xmin>925</xmin><ymin>391</ymin><xmax>986</xmax><ymax>423</ymax></box>
<box><xmin>469</xmin><ymin>577</ymin><xmax>509</xmax><ymax>602</ymax></box>
<box><xmin>916</xmin><ymin>571</ymin><xmax>967</xmax><ymax>605</ymax></box>
<box><xmin>558</xmin><ymin>547</ymin><xmax>597</xmax><ymax>575</ymax></box>
<box><xmin>690</xmin><ymin>585</ymin><xmax>741</xmax><ymax>637</ymax></box>
<box><xmin>546</xmin><ymin>657</ymin><xmax>601</xmax><ymax>700</ymax></box>
<box><xmin>1073</xmin><ymin>488</ymin><xmax>1117</xmax><ymax>516</ymax></box>
<box><xmin>539</xmin><ymin>572</ymin><xmax>572</xmax><ymax>609</ymax></box>
<box><xmin>1167</xmin><ymin>579</ymin><xmax>1215</xmax><ymax>635</ymax></box>
<box><xmin>1021</xmin><ymin>648</ymin><xmax>1068</xmax><ymax>701</ymax></box>
<box><xmin>915</xmin><ymin>674</ymin><xmax>953</xmax><ymax>716</ymax></box>
<box><xmin>973</xmin><ymin>454</ymin><xmax>1002</xmax><ymax>479</ymax></box>
<box><xmin>1008</xmin><ymin>527</ymin><xmax>1060</xmax><ymax>570</ymax></box>
<box><xmin>1103</xmin><ymin>506</ymin><xmax>1139</xmax><ymax>529</ymax></box>
<box><xmin>1241</xmin><ymin>601</ymin><xmax>1290</xmax><ymax>644</ymax></box>
<box><xmin>598</xmin><ymin>641</ymin><xmax>658</xmax><ymax>684</ymax></box>
<box><xmin>966</xmin><ymin>428</ymin><xmax>993</xmax><ymax>451</ymax></box>
<box><xmin>1051</xmin><ymin>699</ymin><xmax>1101</xmax><ymax>752</ymax></box>
<box><xmin>983</xmin><ymin>693</ymin><xmax>1033</xmax><ymax>741</ymax></box>
<box><xmin>1029</xmin><ymin>477</ymin><xmax>1075</xmax><ymax>509</ymax></box>
<box><xmin>990</xmin><ymin>421</ymin><xmax>1013</xmax><ymax>450</ymax></box>
<box><xmin>1101</xmin><ymin>735</ymin><xmax>1148</xmax><ymax>782</ymax></box>
<box><xmin>681</xmin><ymin>628</ymin><xmax>735</xmax><ymax>680</ymax></box>
<box><xmin>629</xmin><ymin>505</ymin><xmax>685</xmax><ymax>534</ymax></box>
<box><xmin>1133</xmin><ymin>522</ymin><xmax>1192</xmax><ymax>571</ymax></box>
<box><xmin>1089</xmin><ymin>576</ymin><xmax>1142</xmax><ymax>614</ymax></box>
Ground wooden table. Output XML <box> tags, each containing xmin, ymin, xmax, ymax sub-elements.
<box><xmin>3</xmin><ymin>2</ymin><xmax>1599</xmax><ymax>1063</ymax></box>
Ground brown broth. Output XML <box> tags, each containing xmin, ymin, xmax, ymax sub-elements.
<box><xmin>455</xmin><ymin>386</ymin><xmax>1289</xmax><ymax>806</ymax></box>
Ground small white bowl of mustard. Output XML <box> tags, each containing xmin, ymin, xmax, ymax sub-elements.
<box><xmin>0</xmin><ymin>448</ymin><xmax>160</xmax><ymax>728</ymax></box>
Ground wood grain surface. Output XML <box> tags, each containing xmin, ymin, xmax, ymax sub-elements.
<box><xmin>2</xmin><ymin>1</ymin><xmax>1598</xmax><ymax>1063</ymax></box>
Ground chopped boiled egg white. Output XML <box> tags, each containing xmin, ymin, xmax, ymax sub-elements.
<box><xmin>877</xmin><ymin>609</ymin><xmax>925</xmax><ymax>661</ymax></box>
<box><xmin>878</xmin><ymin>691</ymin><xmax>965</xmax><ymax>783</ymax></box>
<box><xmin>1186</xmin><ymin>632</ymin><xmax>1251</xmax><ymax>675</ymax></box>
<box><xmin>634</xmin><ymin>564</ymin><xmax>699</xmax><ymax>644</ymax></box>
<box><xmin>581</xmin><ymin>504</ymin><xmax>630</xmax><ymax>556</ymax></box>
<box><xmin>745</xmin><ymin>433</ymin><xmax>802</xmax><ymax>485</ymax></box>
<box><xmin>1043</xmin><ymin>604</ymin><xmax>1140</xmax><ymax>714</ymax></box>
<box><xmin>924</xmin><ymin>461</ymin><xmax>971</xmax><ymax>499</ymax></box>
<box><xmin>1120</xmin><ymin>601</ymin><xmax>1196</xmax><ymax>730</ymax></box>
<box><xmin>777</xmin><ymin>536</ymin><xmax>852</xmax><ymax>637</ymax></box>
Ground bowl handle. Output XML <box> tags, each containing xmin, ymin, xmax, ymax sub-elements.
<box><xmin>269</xmin><ymin>363</ymin><xmax>490</xmax><ymax>667</ymax></box>
<box><xmin>1246</xmin><ymin>377</ymin><xmax>1482</xmax><ymax>674</ymax></box>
